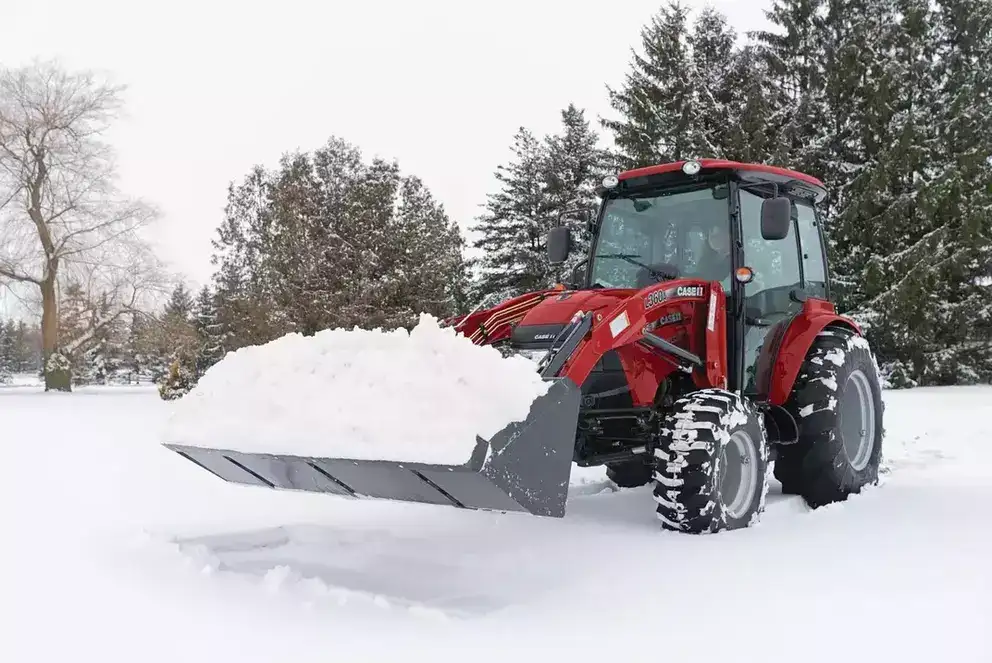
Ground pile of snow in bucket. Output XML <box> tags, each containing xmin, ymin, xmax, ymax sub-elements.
<box><xmin>161</xmin><ymin>314</ymin><xmax>551</xmax><ymax>464</ymax></box>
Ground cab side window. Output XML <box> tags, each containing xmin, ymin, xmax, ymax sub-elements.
<box><xmin>795</xmin><ymin>200</ymin><xmax>827</xmax><ymax>298</ymax></box>
<box><xmin>739</xmin><ymin>190</ymin><xmax>802</xmax><ymax>299</ymax></box>
<box><xmin>739</xmin><ymin>190</ymin><xmax>804</xmax><ymax>394</ymax></box>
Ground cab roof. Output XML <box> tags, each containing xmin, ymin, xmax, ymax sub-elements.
<box><xmin>618</xmin><ymin>159</ymin><xmax>827</xmax><ymax>202</ymax></box>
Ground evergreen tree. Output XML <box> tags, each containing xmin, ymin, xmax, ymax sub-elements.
<box><xmin>10</xmin><ymin>320</ymin><xmax>38</xmax><ymax>373</ymax></box>
<box><xmin>471</xmin><ymin>105</ymin><xmax>607</xmax><ymax>304</ymax></box>
<box><xmin>0</xmin><ymin>320</ymin><xmax>12</xmax><ymax>383</ymax></box>
<box><xmin>368</xmin><ymin>175</ymin><xmax>469</xmax><ymax>328</ymax></box>
<box><xmin>204</xmin><ymin>135</ymin><xmax>468</xmax><ymax>361</ymax></box>
<box><xmin>804</xmin><ymin>0</ymin><xmax>910</xmax><ymax>312</ymax></box>
<box><xmin>164</xmin><ymin>282</ymin><xmax>195</xmax><ymax>322</ymax></box>
<box><xmin>596</xmin><ymin>0</ymin><xmax>989</xmax><ymax>385</ymax></box>
<box><xmin>911</xmin><ymin>0</ymin><xmax>992</xmax><ymax>383</ymax></box>
<box><xmin>721</xmin><ymin>45</ymin><xmax>780</xmax><ymax>162</ymax></box>
<box><xmin>604</xmin><ymin>2</ymin><xmax>782</xmax><ymax>168</ymax></box>
<box><xmin>542</xmin><ymin>104</ymin><xmax>609</xmax><ymax>282</ymax></box>
<box><xmin>56</xmin><ymin>282</ymin><xmax>94</xmax><ymax>383</ymax></box>
<box><xmin>470</xmin><ymin>127</ymin><xmax>551</xmax><ymax>303</ymax></box>
<box><xmin>750</xmin><ymin>0</ymin><xmax>831</xmax><ymax>173</ymax></box>
<box><xmin>687</xmin><ymin>8</ymin><xmax>741</xmax><ymax>158</ymax></box>
<box><xmin>193</xmin><ymin>285</ymin><xmax>225</xmax><ymax>378</ymax></box>
<box><xmin>602</xmin><ymin>1</ymin><xmax>696</xmax><ymax>169</ymax></box>
<box><xmin>158</xmin><ymin>358</ymin><xmax>195</xmax><ymax>401</ymax></box>
<box><xmin>79</xmin><ymin>338</ymin><xmax>107</xmax><ymax>385</ymax></box>
<box><xmin>211</xmin><ymin>167</ymin><xmax>280</xmax><ymax>351</ymax></box>
<box><xmin>746</xmin><ymin>0</ymin><xmax>992</xmax><ymax>384</ymax></box>
<box><xmin>76</xmin><ymin>294</ymin><xmax>126</xmax><ymax>385</ymax></box>
<box><xmin>827</xmin><ymin>0</ymin><xmax>937</xmax><ymax>328</ymax></box>
<box><xmin>121</xmin><ymin>311</ymin><xmax>149</xmax><ymax>384</ymax></box>
<box><xmin>151</xmin><ymin>282</ymin><xmax>202</xmax><ymax>395</ymax></box>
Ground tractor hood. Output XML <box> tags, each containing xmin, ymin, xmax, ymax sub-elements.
<box><xmin>510</xmin><ymin>288</ymin><xmax>633</xmax><ymax>348</ymax></box>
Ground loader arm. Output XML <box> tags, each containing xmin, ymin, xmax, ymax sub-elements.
<box><xmin>545</xmin><ymin>279</ymin><xmax>728</xmax><ymax>406</ymax></box>
<box><xmin>448</xmin><ymin>287</ymin><xmax>564</xmax><ymax>345</ymax></box>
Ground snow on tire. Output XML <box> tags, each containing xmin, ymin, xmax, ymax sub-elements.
<box><xmin>653</xmin><ymin>389</ymin><xmax>770</xmax><ymax>534</ymax></box>
<box><xmin>776</xmin><ymin>327</ymin><xmax>885</xmax><ymax>508</ymax></box>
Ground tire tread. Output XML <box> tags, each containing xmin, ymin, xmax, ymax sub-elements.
<box><xmin>653</xmin><ymin>389</ymin><xmax>770</xmax><ymax>534</ymax></box>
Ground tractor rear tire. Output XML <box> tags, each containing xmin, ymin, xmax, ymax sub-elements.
<box><xmin>653</xmin><ymin>389</ymin><xmax>770</xmax><ymax>534</ymax></box>
<box><xmin>606</xmin><ymin>461</ymin><xmax>653</xmax><ymax>488</ymax></box>
<box><xmin>776</xmin><ymin>327</ymin><xmax>884</xmax><ymax>508</ymax></box>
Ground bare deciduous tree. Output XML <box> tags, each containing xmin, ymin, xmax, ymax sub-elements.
<box><xmin>0</xmin><ymin>60</ymin><xmax>159</xmax><ymax>391</ymax></box>
<box><xmin>61</xmin><ymin>238</ymin><xmax>170</xmax><ymax>357</ymax></box>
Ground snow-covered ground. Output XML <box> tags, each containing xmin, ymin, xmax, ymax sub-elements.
<box><xmin>1</xmin><ymin>371</ymin><xmax>45</xmax><ymax>387</ymax></box>
<box><xmin>3</xmin><ymin>382</ymin><xmax>991</xmax><ymax>662</ymax></box>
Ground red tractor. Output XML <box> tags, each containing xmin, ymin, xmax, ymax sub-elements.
<box><xmin>166</xmin><ymin>159</ymin><xmax>884</xmax><ymax>535</ymax></box>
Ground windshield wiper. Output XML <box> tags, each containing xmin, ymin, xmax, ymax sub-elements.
<box><xmin>594</xmin><ymin>253</ymin><xmax>676</xmax><ymax>282</ymax></box>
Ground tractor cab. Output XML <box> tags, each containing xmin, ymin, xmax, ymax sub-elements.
<box><xmin>549</xmin><ymin>159</ymin><xmax>831</xmax><ymax>395</ymax></box>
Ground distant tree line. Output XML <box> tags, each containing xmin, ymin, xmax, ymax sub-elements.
<box><xmin>0</xmin><ymin>319</ymin><xmax>41</xmax><ymax>382</ymax></box>
<box><xmin>0</xmin><ymin>280</ymin><xmax>219</xmax><ymax>389</ymax></box>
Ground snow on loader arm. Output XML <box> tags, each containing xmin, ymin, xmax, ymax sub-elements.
<box><xmin>161</xmin><ymin>314</ymin><xmax>584</xmax><ymax>518</ymax></box>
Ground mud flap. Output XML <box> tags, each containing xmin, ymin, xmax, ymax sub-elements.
<box><xmin>164</xmin><ymin>377</ymin><xmax>582</xmax><ymax>518</ymax></box>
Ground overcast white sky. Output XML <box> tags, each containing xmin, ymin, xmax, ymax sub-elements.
<box><xmin>2</xmin><ymin>0</ymin><xmax>772</xmax><ymax>300</ymax></box>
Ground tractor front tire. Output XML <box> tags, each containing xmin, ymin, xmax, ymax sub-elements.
<box><xmin>653</xmin><ymin>389</ymin><xmax>770</xmax><ymax>534</ymax></box>
<box><xmin>776</xmin><ymin>327</ymin><xmax>884</xmax><ymax>508</ymax></box>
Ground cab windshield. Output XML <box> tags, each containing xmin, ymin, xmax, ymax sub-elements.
<box><xmin>588</xmin><ymin>184</ymin><xmax>732</xmax><ymax>291</ymax></box>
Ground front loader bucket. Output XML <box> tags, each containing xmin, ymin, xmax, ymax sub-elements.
<box><xmin>164</xmin><ymin>377</ymin><xmax>582</xmax><ymax>518</ymax></box>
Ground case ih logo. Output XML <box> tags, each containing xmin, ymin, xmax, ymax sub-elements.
<box><xmin>676</xmin><ymin>285</ymin><xmax>705</xmax><ymax>298</ymax></box>
<box><xmin>644</xmin><ymin>311</ymin><xmax>683</xmax><ymax>332</ymax></box>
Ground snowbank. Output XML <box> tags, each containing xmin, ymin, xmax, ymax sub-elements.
<box><xmin>161</xmin><ymin>314</ymin><xmax>551</xmax><ymax>464</ymax></box>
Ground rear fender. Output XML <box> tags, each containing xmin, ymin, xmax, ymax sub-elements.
<box><xmin>763</xmin><ymin>298</ymin><xmax>861</xmax><ymax>406</ymax></box>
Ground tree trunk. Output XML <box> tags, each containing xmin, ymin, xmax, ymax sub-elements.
<box><xmin>41</xmin><ymin>275</ymin><xmax>71</xmax><ymax>392</ymax></box>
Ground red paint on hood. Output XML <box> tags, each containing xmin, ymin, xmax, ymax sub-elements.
<box><xmin>517</xmin><ymin>288</ymin><xmax>634</xmax><ymax>327</ymax></box>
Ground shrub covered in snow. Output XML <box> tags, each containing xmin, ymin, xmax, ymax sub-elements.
<box><xmin>158</xmin><ymin>357</ymin><xmax>196</xmax><ymax>401</ymax></box>
<box><xmin>880</xmin><ymin>360</ymin><xmax>918</xmax><ymax>389</ymax></box>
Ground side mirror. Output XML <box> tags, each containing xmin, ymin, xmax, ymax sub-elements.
<box><xmin>760</xmin><ymin>197</ymin><xmax>792</xmax><ymax>240</ymax></box>
<box><xmin>547</xmin><ymin>226</ymin><xmax>571</xmax><ymax>265</ymax></box>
